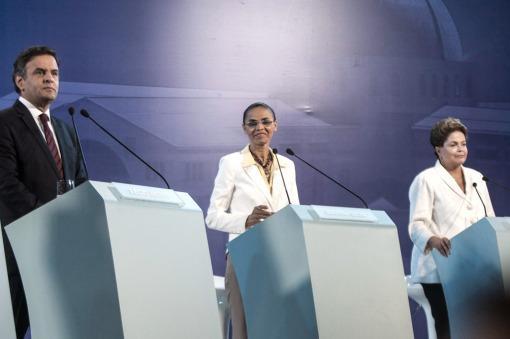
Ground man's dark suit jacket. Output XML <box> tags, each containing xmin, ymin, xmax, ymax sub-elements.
<box><xmin>0</xmin><ymin>99</ymin><xmax>87</xmax><ymax>338</ymax></box>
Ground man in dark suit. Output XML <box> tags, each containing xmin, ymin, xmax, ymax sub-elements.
<box><xmin>0</xmin><ymin>46</ymin><xmax>87</xmax><ymax>338</ymax></box>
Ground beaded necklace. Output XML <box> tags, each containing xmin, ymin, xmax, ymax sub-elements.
<box><xmin>250</xmin><ymin>148</ymin><xmax>273</xmax><ymax>182</ymax></box>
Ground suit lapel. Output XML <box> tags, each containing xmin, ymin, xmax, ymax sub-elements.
<box><xmin>243</xmin><ymin>164</ymin><xmax>275</xmax><ymax>210</ymax></box>
<box><xmin>463</xmin><ymin>168</ymin><xmax>475</xmax><ymax>198</ymax></box>
<box><xmin>15</xmin><ymin>100</ymin><xmax>60</xmax><ymax>177</ymax></box>
<box><xmin>434</xmin><ymin>161</ymin><xmax>465</xmax><ymax>198</ymax></box>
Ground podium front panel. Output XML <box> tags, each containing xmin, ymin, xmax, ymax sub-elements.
<box><xmin>302</xmin><ymin>207</ymin><xmax>412</xmax><ymax>339</ymax></box>
<box><xmin>103</xmin><ymin>188</ymin><xmax>222</xmax><ymax>339</ymax></box>
<box><xmin>6</xmin><ymin>182</ymin><xmax>123</xmax><ymax>339</ymax></box>
<box><xmin>228</xmin><ymin>206</ymin><xmax>318</xmax><ymax>339</ymax></box>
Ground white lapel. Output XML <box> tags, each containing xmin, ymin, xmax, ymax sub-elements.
<box><xmin>463</xmin><ymin>168</ymin><xmax>479</xmax><ymax>201</ymax></box>
<box><xmin>243</xmin><ymin>164</ymin><xmax>275</xmax><ymax>210</ymax></box>
<box><xmin>434</xmin><ymin>161</ymin><xmax>466</xmax><ymax>198</ymax></box>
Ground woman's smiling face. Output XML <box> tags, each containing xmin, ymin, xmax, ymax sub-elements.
<box><xmin>243</xmin><ymin>106</ymin><xmax>277</xmax><ymax>147</ymax></box>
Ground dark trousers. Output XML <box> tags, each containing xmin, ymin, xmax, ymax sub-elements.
<box><xmin>422</xmin><ymin>283</ymin><xmax>450</xmax><ymax>339</ymax></box>
<box><xmin>9</xmin><ymin>275</ymin><xmax>29</xmax><ymax>339</ymax></box>
<box><xmin>3</xmin><ymin>229</ymin><xmax>29</xmax><ymax>339</ymax></box>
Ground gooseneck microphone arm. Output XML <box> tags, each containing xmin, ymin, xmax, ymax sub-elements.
<box><xmin>472</xmin><ymin>182</ymin><xmax>487</xmax><ymax>217</ymax></box>
<box><xmin>80</xmin><ymin>109</ymin><xmax>170</xmax><ymax>189</ymax></box>
<box><xmin>68</xmin><ymin>106</ymin><xmax>89</xmax><ymax>178</ymax></box>
<box><xmin>272</xmin><ymin>148</ymin><xmax>291</xmax><ymax>205</ymax></box>
<box><xmin>286</xmin><ymin>148</ymin><xmax>368</xmax><ymax>208</ymax></box>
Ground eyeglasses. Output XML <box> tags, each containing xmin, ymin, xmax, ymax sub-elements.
<box><xmin>244</xmin><ymin>119</ymin><xmax>274</xmax><ymax>128</ymax></box>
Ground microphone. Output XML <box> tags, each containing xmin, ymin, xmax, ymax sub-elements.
<box><xmin>79</xmin><ymin>109</ymin><xmax>170</xmax><ymax>189</ymax></box>
<box><xmin>68</xmin><ymin>106</ymin><xmax>89</xmax><ymax>177</ymax></box>
<box><xmin>472</xmin><ymin>182</ymin><xmax>487</xmax><ymax>217</ymax></box>
<box><xmin>272</xmin><ymin>148</ymin><xmax>291</xmax><ymax>205</ymax></box>
<box><xmin>482</xmin><ymin>176</ymin><xmax>510</xmax><ymax>192</ymax></box>
<box><xmin>286</xmin><ymin>148</ymin><xmax>368</xmax><ymax>208</ymax></box>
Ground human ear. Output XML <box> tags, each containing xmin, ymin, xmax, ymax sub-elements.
<box><xmin>15</xmin><ymin>75</ymin><xmax>24</xmax><ymax>92</ymax></box>
<box><xmin>434</xmin><ymin>146</ymin><xmax>441</xmax><ymax>157</ymax></box>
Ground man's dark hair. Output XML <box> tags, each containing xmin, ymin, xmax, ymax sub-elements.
<box><xmin>242</xmin><ymin>102</ymin><xmax>276</xmax><ymax>123</ymax></box>
<box><xmin>12</xmin><ymin>45</ymin><xmax>59</xmax><ymax>94</ymax></box>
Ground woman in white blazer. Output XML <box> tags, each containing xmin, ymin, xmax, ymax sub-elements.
<box><xmin>408</xmin><ymin>117</ymin><xmax>495</xmax><ymax>339</ymax></box>
<box><xmin>206</xmin><ymin>102</ymin><xmax>299</xmax><ymax>339</ymax></box>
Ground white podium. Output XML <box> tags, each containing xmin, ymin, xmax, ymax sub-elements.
<box><xmin>5</xmin><ymin>181</ymin><xmax>222</xmax><ymax>339</ymax></box>
<box><xmin>228</xmin><ymin>204</ymin><xmax>413</xmax><ymax>339</ymax></box>
<box><xmin>433</xmin><ymin>217</ymin><xmax>510</xmax><ymax>339</ymax></box>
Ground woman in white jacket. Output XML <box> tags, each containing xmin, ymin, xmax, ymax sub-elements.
<box><xmin>206</xmin><ymin>102</ymin><xmax>299</xmax><ymax>339</ymax></box>
<box><xmin>408</xmin><ymin>117</ymin><xmax>495</xmax><ymax>339</ymax></box>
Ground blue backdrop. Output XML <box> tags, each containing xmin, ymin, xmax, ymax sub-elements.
<box><xmin>2</xmin><ymin>1</ymin><xmax>509</xmax><ymax>337</ymax></box>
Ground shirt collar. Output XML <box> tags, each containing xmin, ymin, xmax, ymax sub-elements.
<box><xmin>434</xmin><ymin>159</ymin><xmax>467</xmax><ymax>196</ymax></box>
<box><xmin>434</xmin><ymin>159</ymin><xmax>465</xmax><ymax>174</ymax></box>
<box><xmin>241</xmin><ymin>145</ymin><xmax>256</xmax><ymax>167</ymax></box>
<box><xmin>241</xmin><ymin>145</ymin><xmax>279</xmax><ymax>168</ymax></box>
<box><xmin>18</xmin><ymin>96</ymin><xmax>51</xmax><ymax>121</ymax></box>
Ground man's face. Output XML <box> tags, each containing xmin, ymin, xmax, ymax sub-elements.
<box><xmin>16</xmin><ymin>54</ymin><xmax>59</xmax><ymax>110</ymax></box>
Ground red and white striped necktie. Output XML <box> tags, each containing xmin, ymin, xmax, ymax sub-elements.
<box><xmin>39</xmin><ymin>113</ymin><xmax>64</xmax><ymax>179</ymax></box>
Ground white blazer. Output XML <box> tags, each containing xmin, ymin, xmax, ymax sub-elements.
<box><xmin>206</xmin><ymin>145</ymin><xmax>299</xmax><ymax>242</ymax></box>
<box><xmin>408</xmin><ymin>161</ymin><xmax>495</xmax><ymax>283</ymax></box>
